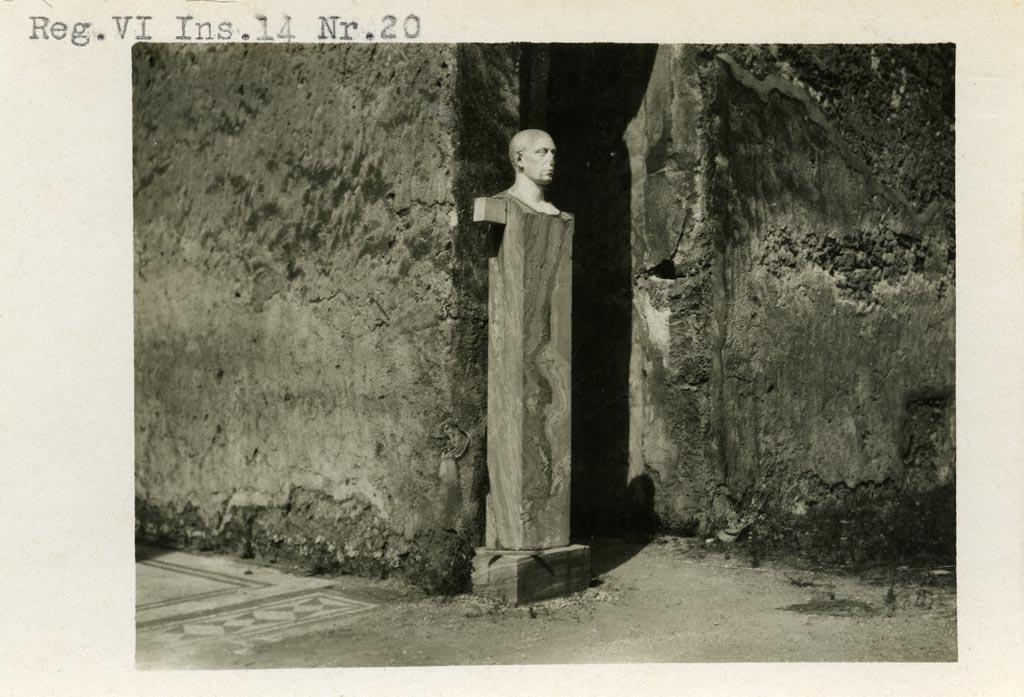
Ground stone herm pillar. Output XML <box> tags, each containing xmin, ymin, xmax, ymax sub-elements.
<box><xmin>471</xmin><ymin>195</ymin><xmax>590</xmax><ymax>604</ymax></box>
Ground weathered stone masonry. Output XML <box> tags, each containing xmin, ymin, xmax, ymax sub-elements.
<box><xmin>134</xmin><ymin>44</ymin><xmax>518</xmax><ymax>591</ymax></box>
<box><xmin>626</xmin><ymin>45</ymin><xmax>954</xmax><ymax>562</ymax></box>
<box><xmin>135</xmin><ymin>44</ymin><xmax>955</xmax><ymax>591</ymax></box>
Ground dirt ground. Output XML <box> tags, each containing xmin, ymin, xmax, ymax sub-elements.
<box><xmin>136</xmin><ymin>536</ymin><xmax>956</xmax><ymax>668</ymax></box>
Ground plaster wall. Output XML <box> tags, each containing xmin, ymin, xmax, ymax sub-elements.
<box><xmin>133</xmin><ymin>43</ymin><xmax>518</xmax><ymax>590</ymax></box>
<box><xmin>627</xmin><ymin>45</ymin><xmax>955</xmax><ymax>560</ymax></box>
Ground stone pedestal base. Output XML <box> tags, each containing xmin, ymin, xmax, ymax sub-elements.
<box><xmin>471</xmin><ymin>544</ymin><xmax>590</xmax><ymax>605</ymax></box>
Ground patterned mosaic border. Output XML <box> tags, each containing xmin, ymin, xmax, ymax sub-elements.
<box><xmin>137</xmin><ymin>558</ymin><xmax>270</xmax><ymax>611</ymax></box>
<box><xmin>138</xmin><ymin>588</ymin><xmax>377</xmax><ymax>642</ymax></box>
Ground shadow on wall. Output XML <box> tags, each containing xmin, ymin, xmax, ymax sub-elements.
<box><xmin>537</xmin><ymin>44</ymin><xmax>659</xmax><ymax>538</ymax></box>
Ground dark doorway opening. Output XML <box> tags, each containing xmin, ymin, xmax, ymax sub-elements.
<box><xmin>520</xmin><ymin>44</ymin><xmax>658</xmax><ymax>539</ymax></box>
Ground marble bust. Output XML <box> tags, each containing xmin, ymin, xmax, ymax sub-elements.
<box><xmin>496</xmin><ymin>129</ymin><xmax>561</xmax><ymax>216</ymax></box>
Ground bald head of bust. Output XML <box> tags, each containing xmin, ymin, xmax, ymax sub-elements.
<box><xmin>508</xmin><ymin>129</ymin><xmax>556</xmax><ymax>187</ymax></box>
<box><xmin>499</xmin><ymin>129</ymin><xmax>560</xmax><ymax>215</ymax></box>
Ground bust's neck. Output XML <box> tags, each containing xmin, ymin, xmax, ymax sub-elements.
<box><xmin>506</xmin><ymin>174</ymin><xmax>559</xmax><ymax>215</ymax></box>
<box><xmin>507</xmin><ymin>175</ymin><xmax>547</xmax><ymax>209</ymax></box>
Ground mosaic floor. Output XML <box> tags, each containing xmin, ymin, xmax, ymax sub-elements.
<box><xmin>139</xmin><ymin>587</ymin><xmax>377</xmax><ymax>641</ymax></box>
<box><xmin>137</xmin><ymin>557</ymin><xmax>271</xmax><ymax>611</ymax></box>
<box><xmin>136</xmin><ymin>547</ymin><xmax>378</xmax><ymax>656</ymax></box>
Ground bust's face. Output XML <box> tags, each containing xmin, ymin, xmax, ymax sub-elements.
<box><xmin>515</xmin><ymin>132</ymin><xmax>556</xmax><ymax>187</ymax></box>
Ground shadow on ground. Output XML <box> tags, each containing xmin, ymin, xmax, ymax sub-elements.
<box><xmin>585</xmin><ymin>536</ymin><xmax>651</xmax><ymax>578</ymax></box>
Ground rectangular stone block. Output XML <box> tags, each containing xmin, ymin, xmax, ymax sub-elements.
<box><xmin>474</xmin><ymin>196</ymin><xmax>508</xmax><ymax>224</ymax></box>
<box><xmin>484</xmin><ymin>199</ymin><xmax>573</xmax><ymax>550</ymax></box>
<box><xmin>472</xmin><ymin>545</ymin><xmax>590</xmax><ymax>605</ymax></box>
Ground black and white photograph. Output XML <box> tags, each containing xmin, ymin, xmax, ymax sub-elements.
<box><xmin>2</xmin><ymin>1</ymin><xmax>1023</xmax><ymax>695</ymax></box>
<box><xmin>132</xmin><ymin>41</ymin><xmax>956</xmax><ymax>668</ymax></box>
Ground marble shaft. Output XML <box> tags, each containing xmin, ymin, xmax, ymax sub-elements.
<box><xmin>483</xmin><ymin>199</ymin><xmax>573</xmax><ymax>550</ymax></box>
